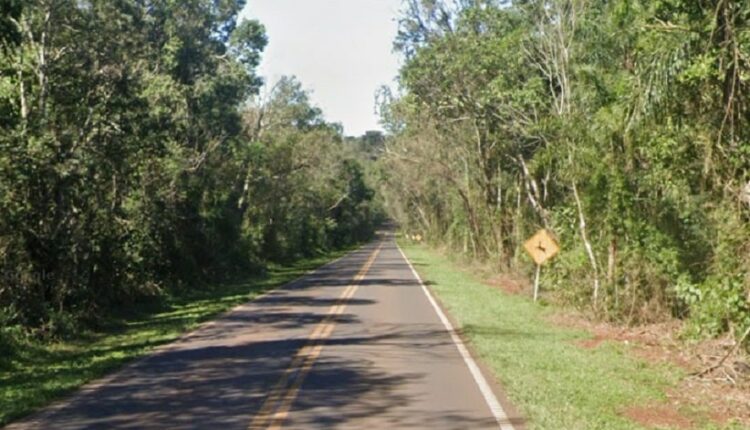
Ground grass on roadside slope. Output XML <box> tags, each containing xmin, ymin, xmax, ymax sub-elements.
<box><xmin>0</xmin><ymin>248</ymin><xmax>352</xmax><ymax>427</ymax></box>
<box><xmin>400</xmin><ymin>242</ymin><xmax>734</xmax><ymax>430</ymax></box>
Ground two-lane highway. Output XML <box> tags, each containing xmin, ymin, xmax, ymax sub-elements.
<box><xmin>7</xmin><ymin>234</ymin><xmax>522</xmax><ymax>429</ymax></box>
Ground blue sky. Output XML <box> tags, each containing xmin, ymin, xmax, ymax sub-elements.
<box><xmin>240</xmin><ymin>0</ymin><xmax>402</xmax><ymax>136</ymax></box>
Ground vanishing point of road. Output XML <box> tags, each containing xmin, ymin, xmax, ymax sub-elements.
<box><xmin>7</xmin><ymin>231</ymin><xmax>523</xmax><ymax>430</ymax></box>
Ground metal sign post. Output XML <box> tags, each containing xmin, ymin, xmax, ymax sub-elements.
<box><xmin>533</xmin><ymin>264</ymin><xmax>542</xmax><ymax>302</ymax></box>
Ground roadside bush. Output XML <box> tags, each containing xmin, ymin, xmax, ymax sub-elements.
<box><xmin>0</xmin><ymin>309</ymin><xmax>22</xmax><ymax>369</ymax></box>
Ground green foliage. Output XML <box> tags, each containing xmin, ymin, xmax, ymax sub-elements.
<box><xmin>0</xmin><ymin>0</ymin><xmax>21</xmax><ymax>48</ymax></box>
<box><xmin>381</xmin><ymin>0</ymin><xmax>750</xmax><ymax>341</ymax></box>
<box><xmin>686</xmin><ymin>275</ymin><xmax>750</xmax><ymax>338</ymax></box>
<box><xmin>0</xmin><ymin>1</ymin><xmax>379</xmax><ymax>341</ymax></box>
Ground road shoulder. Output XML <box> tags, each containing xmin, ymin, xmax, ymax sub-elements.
<box><xmin>395</xmin><ymin>242</ymin><xmax>525</xmax><ymax>430</ymax></box>
<box><xmin>398</xmin><ymin>242</ymin><xmax>707</xmax><ymax>430</ymax></box>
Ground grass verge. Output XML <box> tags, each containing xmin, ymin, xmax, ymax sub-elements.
<box><xmin>0</xmin><ymin>248</ymin><xmax>352</xmax><ymax>426</ymax></box>
<box><xmin>399</xmin><ymin>242</ymin><xmax>736</xmax><ymax>430</ymax></box>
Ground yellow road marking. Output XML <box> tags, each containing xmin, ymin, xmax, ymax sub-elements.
<box><xmin>248</xmin><ymin>243</ymin><xmax>383</xmax><ymax>430</ymax></box>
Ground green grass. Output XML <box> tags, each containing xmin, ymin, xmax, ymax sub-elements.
<box><xmin>0</xmin><ymin>248</ymin><xmax>352</xmax><ymax>426</ymax></box>
<box><xmin>400</xmin><ymin>242</ymin><xmax>736</xmax><ymax>430</ymax></box>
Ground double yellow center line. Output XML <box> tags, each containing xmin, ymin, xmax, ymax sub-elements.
<box><xmin>248</xmin><ymin>243</ymin><xmax>383</xmax><ymax>430</ymax></box>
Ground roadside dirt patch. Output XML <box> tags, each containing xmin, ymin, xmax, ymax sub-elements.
<box><xmin>548</xmin><ymin>312</ymin><xmax>750</xmax><ymax>427</ymax></box>
<box><xmin>550</xmin><ymin>313</ymin><xmax>695</xmax><ymax>371</ymax></box>
<box><xmin>483</xmin><ymin>273</ymin><xmax>529</xmax><ymax>295</ymax></box>
<box><xmin>576</xmin><ymin>334</ymin><xmax>606</xmax><ymax>349</ymax></box>
<box><xmin>622</xmin><ymin>405</ymin><xmax>692</xmax><ymax>429</ymax></box>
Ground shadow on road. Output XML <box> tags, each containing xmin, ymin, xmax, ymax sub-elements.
<box><xmin>10</xmin><ymin>241</ymin><xmax>521</xmax><ymax>430</ymax></box>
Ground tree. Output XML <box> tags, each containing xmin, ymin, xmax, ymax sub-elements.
<box><xmin>0</xmin><ymin>1</ymin><xmax>379</xmax><ymax>338</ymax></box>
<box><xmin>380</xmin><ymin>0</ymin><xmax>750</xmax><ymax>339</ymax></box>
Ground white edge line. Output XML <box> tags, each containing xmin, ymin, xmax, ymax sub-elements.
<box><xmin>395</xmin><ymin>242</ymin><xmax>516</xmax><ymax>430</ymax></box>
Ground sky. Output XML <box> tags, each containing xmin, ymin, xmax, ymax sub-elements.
<box><xmin>239</xmin><ymin>0</ymin><xmax>403</xmax><ymax>136</ymax></box>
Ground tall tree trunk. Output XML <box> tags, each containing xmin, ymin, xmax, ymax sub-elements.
<box><xmin>572</xmin><ymin>182</ymin><xmax>601</xmax><ymax>306</ymax></box>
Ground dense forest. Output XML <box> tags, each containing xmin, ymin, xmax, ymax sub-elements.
<box><xmin>379</xmin><ymin>0</ymin><xmax>750</xmax><ymax>339</ymax></box>
<box><xmin>0</xmin><ymin>0</ymin><xmax>379</xmax><ymax>340</ymax></box>
<box><xmin>1</xmin><ymin>0</ymin><xmax>749</xmax><ymax>350</ymax></box>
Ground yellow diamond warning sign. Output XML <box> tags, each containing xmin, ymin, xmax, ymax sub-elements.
<box><xmin>523</xmin><ymin>229</ymin><xmax>560</xmax><ymax>266</ymax></box>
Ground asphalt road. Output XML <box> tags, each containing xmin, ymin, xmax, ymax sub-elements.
<box><xmin>7</xmin><ymin>234</ymin><xmax>523</xmax><ymax>430</ymax></box>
